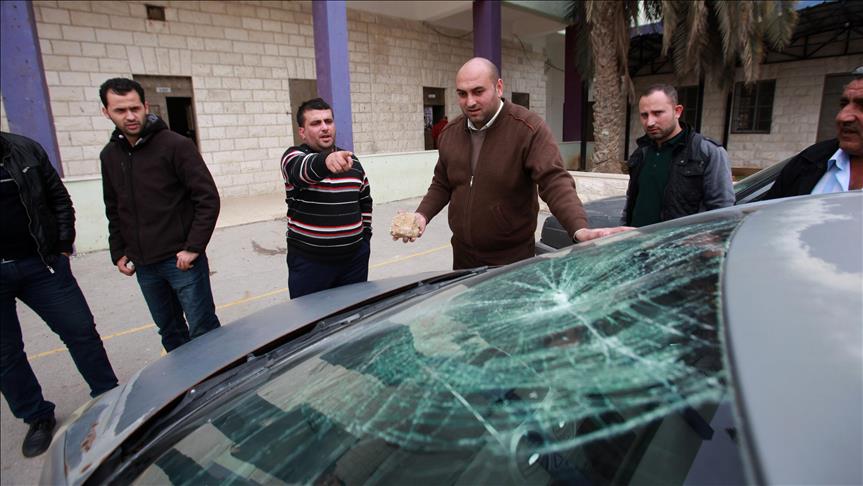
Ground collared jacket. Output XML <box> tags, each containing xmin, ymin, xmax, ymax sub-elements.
<box><xmin>764</xmin><ymin>139</ymin><xmax>838</xmax><ymax>199</ymax></box>
<box><xmin>0</xmin><ymin>131</ymin><xmax>74</xmax><ymax>265</ymax></box>
<box><xmin>416</xmin><ymin>100</ymin><xmax>588</xmax><ymax>266</ymax></box>
<box><xmin>623</xmin><ymin>124</ymin><xmax>734</xmax><ymax>226</ymax></box>
<box><xmin>100</xmin><ymin>115</ymin><xmax>220</xmax><ymax>265</ymax></box>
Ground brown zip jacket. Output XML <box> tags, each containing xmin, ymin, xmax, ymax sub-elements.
<box><xmin>416</xmin><ymin>100</ymin><xmax>587</xmax><ymax>268</ymax></box>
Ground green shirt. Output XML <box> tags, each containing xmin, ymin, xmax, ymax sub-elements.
<box><xmin>631</xmin><ymin>130</ymin><xmax>686</xmax><ymax>227</ymax></box>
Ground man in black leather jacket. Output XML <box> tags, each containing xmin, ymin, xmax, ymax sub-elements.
<box><xmin>765</xmin><ymin>76</ymin><xmax>863</xmax><ymax>198</ymax></box>
<box><xmin>0</xmin><ymin>131</ymin><xmax>117</xmax><ymax>458</ymax></box>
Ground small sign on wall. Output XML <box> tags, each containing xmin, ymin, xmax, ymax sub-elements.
<box><xmin>155</xmin><ymin>86</ymin><xmax>172</xmax><ymax>93</ymax></box>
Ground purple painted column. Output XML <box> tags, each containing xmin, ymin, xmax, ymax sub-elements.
<box><xmin>562</xmin><ymin>25</ymin><xmax>583</xmax><ymax>142</ymax></box>
<box><xmin>312</xmin><ymin>0</ymin><xmax>353</xmax><ymax>151</ymax></box>
<box><xmin>1</xmin><ymin>0</ymin><xmax>62</xmax><ymax>174</ymax></box>
<box><xmin>472</xmin><ymin>0</ymin><xmax>501</xmax><ymax>74</ymax></box>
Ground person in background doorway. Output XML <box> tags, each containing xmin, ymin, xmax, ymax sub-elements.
<box><xmin>432</xmin><ymin>116</ymin><xmax>448</xmax><ymax>148</ymax></box>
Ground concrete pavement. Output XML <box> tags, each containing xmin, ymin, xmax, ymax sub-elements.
<box><xmin>0</xmin><ymin>195</ymin><xmax>549</xmax><ymax>485</ymax></box>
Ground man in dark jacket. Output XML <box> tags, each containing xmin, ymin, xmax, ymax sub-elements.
<box><xmin>1</xmin><ymin>131</ymin><xmax>118</xmax><ymax>458</ymax></box>
<box><xmin>765</xmin><ymin>77</ymin><xmax>863</xmax><ymax>198</ymax></box>
<box><xmin>99</xmin><ymin>78</ymin><xmax>221</xmax><ymax>352</ymax></box>
<box><xmin>622</xmin><ymin>84</ymin><xmax>734</xmax><ymax>227</ymax></box>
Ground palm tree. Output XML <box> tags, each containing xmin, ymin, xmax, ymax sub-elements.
<box><xmin>584</xmin><ymin>3</ymin><xmax>631</xmax><ymax>174</ymax></box>
<box><xmin>568</xmin><ymin>1</ymin><xmax>659</xmax><ymax>173</ymax></box>
<box><xmin>569</xmin><ymin>1</ymin><xmax>798</xmax><ymax>174</ymax></box>
<box><xmin>661</xmin><ymin>1</ymin><xmax>798</xmax><ymax>90</ymax></box>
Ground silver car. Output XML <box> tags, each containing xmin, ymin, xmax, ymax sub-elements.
<box><xmin>538</xmin><ymin>158</ymin><xmax>792</xmax><ymax>252</ymax></box>
<box><xmin>43</xmin><ymin>192</ymin><xmax>862</xmax><ymax>485</ymax></box>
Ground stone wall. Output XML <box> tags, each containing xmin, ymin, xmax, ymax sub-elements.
<box><xmin>11</xmin><ymin>0</ymin><xmax>547</xmax><ymax>197</ymax></box>
<box><xmin>346</xmin><ymin>8</ymin><xmax>547</xmax><ymax>155</ymax></box>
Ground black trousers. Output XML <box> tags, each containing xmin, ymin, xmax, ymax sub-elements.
<box><xmin>287</xmin><ymin>239</ymin><xmax>371</xmax><ymax>299</ymax></box>
<box><xmin>0</xmin><ymin>255</ymin><xmax>117</xmax><ymax>423</ymax></box>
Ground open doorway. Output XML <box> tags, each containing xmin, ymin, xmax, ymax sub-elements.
<box><xmin>132</xmin><ymin>75</ymin><xmax>198</xmax><ymax>146</ymax></box>
<box><xmin>288</xmin><ymin>79</ymin><xmax>318</xmax><ymax>146</ymax></box>
<box><xmin>166</xmin><ymin>97</ymin><xmax>195</xmax><ymax>142</ymax></box>
<box><xmin>423</xmin><ymin>87</ymin><xmax>446</xmax><ymax>150</ymax></box>
<box><xmin>512</xmin><ymin>92</ymin><xmax>530</xmax><ymax>109</ymax></box>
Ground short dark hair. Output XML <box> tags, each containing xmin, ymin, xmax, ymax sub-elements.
<box><xmin>99</xmin><ymin>78</ymin><xmax>146</xmax><ymax>107</ymax></box>
<box><xmin>642</xmin><ymin>83</ymin><xmax>679</xmax><ymax>106</ymax></box>
<box><xmin>296</xmin><ymin>98</ymin><xmax>332</xmax><ymax>127</ymax></box>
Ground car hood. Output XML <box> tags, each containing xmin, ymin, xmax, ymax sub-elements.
<box><xmin>42</xmin><ymin>272</ymin><xmax>450</xmax><ymax>486</ymax></box>
<box><xmin>82</xmin><ymin>207</ymin><xmax>750</xmax><ymax>484</ymax></box>
<box><xmin>46</xmin><ymin>192</ymin><xmax>863</xmax><ymax>485</ymax></box>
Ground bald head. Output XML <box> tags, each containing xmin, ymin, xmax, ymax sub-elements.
<box><xmin>457</xmin><ymin>57</ymin><xmax>500</xmax><ymax>84</ymax></box>
<box><xmin>455</xmin><ymin>57</ymin><xmax>504</xmax><ymax>129</ymax></box>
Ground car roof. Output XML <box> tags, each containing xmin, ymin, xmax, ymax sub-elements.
<box><xmin>723</xmin><ymin>191</ymin><xmax>862</xmax><ymax>484</ymax></box>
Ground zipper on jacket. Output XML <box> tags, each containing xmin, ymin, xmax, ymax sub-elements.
<box><xmin>465</xmin><ymin>168</ymin><xmax>476</xmax><ymax>249</ymax></box>
<box><xmin>2</xmin><ymin>160</ymin><xmax>55</xmax><ymax>273</ymax></box>
<box><xmin>124</xmin><ymin>146</ymin><xmax>145</xmax><ymax>263</ymax></box>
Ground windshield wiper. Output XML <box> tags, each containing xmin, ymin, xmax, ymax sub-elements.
<box><xmin>312</xmin><ymin>268</ymin><xmax>482</xmax><ymax>334</ymax></box>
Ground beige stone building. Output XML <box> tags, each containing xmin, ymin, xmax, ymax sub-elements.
<box><xmin>3</xmin><ymin>0</ymin><xmax>861</xmax><ymax>194</ymax></box>
<box><xmin>1</xmin><ymin>0</ymin><xmax>552</xmax><ymax>197</ymax></box>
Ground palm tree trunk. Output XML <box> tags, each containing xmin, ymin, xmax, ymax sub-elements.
<box><xmin>589</xmin><ymin>4</ymin><xmax>626</xmax><ymax>174</ymax></box>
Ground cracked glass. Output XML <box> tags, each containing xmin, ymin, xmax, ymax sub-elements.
<box><xmin>135</xmin><ymin>216</ymin><xmax>746</xmax><ymax>485</ymax></box>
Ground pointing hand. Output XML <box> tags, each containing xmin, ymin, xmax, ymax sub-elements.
<box><xmin>325</xmin><ymin>151</ymin><xmax>354</xmax><ymax>174</ymax></box>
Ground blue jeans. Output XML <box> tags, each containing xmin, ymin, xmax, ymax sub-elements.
<box><xmin>287</xmin><ymin>238</ymin><xmax>370</xmax><ymax>298</ymax></box>
<box><xmin>135</xmin><ymin>253</ymin><xmax>220</xmax><ymax>352</ymax></box>
<box><xmin>0</xmin><ymin>255</ymin><xmax>118</xmax><ymax>423</ymax></box>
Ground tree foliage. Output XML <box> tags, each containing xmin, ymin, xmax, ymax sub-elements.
<box><xmin>567</xmin><ymin>1</ymin><xmax>799</xmax><ymax>173</ymax></box>
<box><xmin>661</xmin><ymin>1</ymin><xmax>798</xmax><ymax>89</ymax></box>
<box><xmin>569</xmin><ymin>1</ymin><xmax>799</xmax><ymax>95</ymax></box>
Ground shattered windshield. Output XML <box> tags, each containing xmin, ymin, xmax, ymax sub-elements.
<box><xmin>135</xmin><ymin>215</ymin><xmax>746</xmax><ymax>485</ymax></box>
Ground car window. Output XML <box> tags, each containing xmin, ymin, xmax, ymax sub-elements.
<box><xmin>133</xmin><ymin>216</ymin><xmax>748</xmax><ymax>486</ymax></box>
<box><xmin>733</xmin><ymin>158</ymin><xmax>790</xmax><ymax>202</ymax></box>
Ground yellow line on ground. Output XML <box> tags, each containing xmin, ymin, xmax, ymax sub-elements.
<box><xmin>218</xmin><ymin>287</ymin><xmax>290</xmax><ymax>309</ymax></box>
<box><xmin>27</xmin><ymin>323</ymin><xmax>159</xmax><ymax>360</ymax></box>
<box><xmin>369</xmin><ymin>244</ymin><xmax>450</xmax><ymax>269</ymax></box>
<box><xmin>27</xmin><ymin>243</ymin><xmax>450</xmax><ymax>362</ymax></box>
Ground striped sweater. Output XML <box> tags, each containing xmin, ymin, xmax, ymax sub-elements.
<box><xmin>280</xmin><ymin>144</ymin><xmax>372</xmax><ymax>259</ymax></box>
